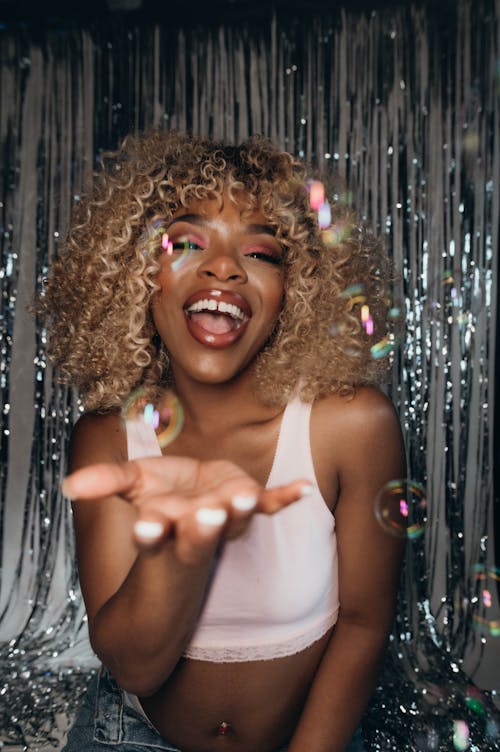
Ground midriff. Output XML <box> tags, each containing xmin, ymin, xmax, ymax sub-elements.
<box><xmin>140</xmin><ymin>627</ymin><xmax>333</xmax><ymax>752</ymax></box>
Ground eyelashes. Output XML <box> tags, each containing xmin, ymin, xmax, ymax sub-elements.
<box><xmin>244</xmin><ymin>250</ymin><xmax>283</xmax><ymax>266</ymax></box>
<box><xmin>167</xmin><ymin>237</ymin><xmax>283</xmax><ymax>266</ymax></box>
<box><xmin>171</xmin><ymin>240</ymin><xmax>202</xmax><ymax>252</ymax></box>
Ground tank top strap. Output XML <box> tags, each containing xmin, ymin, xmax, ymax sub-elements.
<box><xmin>266</xmin><ymin>396</ymin><xmax>316</xmax><ymax>488</ymax></box>
<box><xmin>126</xmin><ymin>418</ymin><xmax>162</xmax><ymax>460</ymax></box>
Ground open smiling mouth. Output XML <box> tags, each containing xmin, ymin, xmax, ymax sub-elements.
<box><xmin>183</xmin><ymin>291</ymin><xmax>251</xmax><ymax>348</ymax></box>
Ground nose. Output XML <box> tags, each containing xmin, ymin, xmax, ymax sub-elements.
<box><xmin>197</xmin><ymin>247</ymin><xmax>248</xmax><ymax>284</ymax></box>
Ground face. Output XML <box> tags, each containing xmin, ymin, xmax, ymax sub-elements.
<box><xmin>150</xmin><ymin>194</ymin><xmax>285</xmax><ymax>386</ymax></box>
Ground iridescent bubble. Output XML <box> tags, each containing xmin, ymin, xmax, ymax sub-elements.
<box><xmin>452</xmin><ymin>720</ymin><xmax>469</xmax><ymax>751</ymax></box>
<box><xmin>170</xmin><ymin>234</ymin><xmax>197</xmax><ymax>271</ymax></box>
<box><xmin>471</xmin><ymin>564</ymin><xmax>500</xmax><ymax>637</ymax></box>
<box><xmin>308</xmin><ymin>180</ymin><xmax>325</xmax><ymax>211</ymax></box>
<box><xmin>374</xmin><ymin>479</ymin><xmax>428</xmax><ymax>540</ymax></box>
<box><xmin>141</xmin><ymin>221</ymin><xmax>195</xmax><ymax>271</ymax></box>
<box><xmin>486</xmin><ymin>717</ymin><xmax>499</xmax><ymax>741</ymax></box>
<box><xmin>426</xmin><ymin>270</ymin><xmax>464</xmax><ymax>324</ymax></box>
<box><xmin>462</xmin><ymin>131</ymin><xmax>480</xmax><ymax>153</ymax></box>
<box><xmin>322</xmin><ymin>219</ymin><xmax>352</xmax><ymax>246</ymax></box>
<box><xmin>464</xmin><ymin>686</ymin><xmax>487</xmax><ymax>718</ymax></box>
<box><xmin>318</xmin><ymin>201</ymin><xmax>332</xmax><ymax>229</ymax></box>
<box><xmin>142</xmin><ymin>217</ymin><xmax>168</xmax><ymax>256</ymax></box>
<box><xmin>122</xmin><ymin>388</ymin><xmax>184</xmax><ymax>449</ymax></box>
<box><xmin>341</xmin><ymin>283</ymin><xmax>366</xmax><ymax>306</ymax></box>
<box><xmin>361</xmin><ymin>304</ymin><xmax>374</xmax><ymax>335</ymax></box>
<box><xmin>370</xmin><ymin>334</ymin><xmax>398</xmax><ymax>359</ymax></box>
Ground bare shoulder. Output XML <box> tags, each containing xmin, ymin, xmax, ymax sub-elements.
<box><xmin>313</xmin><ymin>385</ymin><xmax>401</xmax><ymax>439</ymax></box>
<box><xmin>69</xmin><ymin>410</ymin><xmax>127</xmax><ymax>472</ymax></box>
<box><xmin>311</xmin><ymin>386</ymin><xmax>405</xmax><ymax>500</ymax></box>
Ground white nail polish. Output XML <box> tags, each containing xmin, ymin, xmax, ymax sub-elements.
<box><xmin>195</xmin><ymin>508</ymin><xmax>228</xmax><ymax>527</ymax></box>
<box><xmin>300</xmin><ymin>483</ymin><xmax>315</xmax><ymax>497</ymax></box>
<box><xmin>134</xmin><ymin>520</ymin><xmax>164</xmax><ymax>540</ymax></box>
<box><xmin>61</xmin><ymin>480</ymin><xmax>74</xmax><ymax>500</ymax></box>
<box><xmin>231</xmin><ymin>495</ymin><xmax>257</xmax><ymax>512</ymax></box>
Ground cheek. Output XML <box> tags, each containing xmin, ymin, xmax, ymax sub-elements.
<box><xmin>266</xmin><ymin>275</ymin><xmax>285</xmax><ymax>315</ymax></box>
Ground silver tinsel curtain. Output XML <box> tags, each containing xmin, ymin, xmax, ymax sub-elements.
<box><xmin>0</xmin><ymin>0</ymin><xmax>499</xmax><ymax>749</ymax></box>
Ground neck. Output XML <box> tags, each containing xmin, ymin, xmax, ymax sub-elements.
<box><xmin>170</xmin><ymin>367</ymin><xmax>271</xmax><ymax>432</ymax></box>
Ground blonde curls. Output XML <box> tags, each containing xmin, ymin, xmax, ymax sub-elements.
<box><xmin>38</xmin><ymin>129</ymin><xmax>395</xmax><ymax>410</ymax></box>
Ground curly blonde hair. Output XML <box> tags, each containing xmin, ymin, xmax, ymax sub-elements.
<box><xmin>38</xmin><ymin>129</ymin><xmax>396</xmax><ymax>411</ymax></box>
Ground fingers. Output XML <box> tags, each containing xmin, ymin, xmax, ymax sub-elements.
<box><xmin>63</xmin><ymin>457</ymin><xmax>314</xmax><ymax>562</ymax></box>
<box><xmin>62</xmin><ymin>462</ymin><xmax>141</xmax><ymax>501</ymax></box>
<box><xmin>174</xmin><ymin>507</ymin><xmax>228</xmax><ymax>564</ymax></box>
<box><xmin>133</xmin><ymin>511</ymin><xmax>171</xmax><ymax>551</ymax></box>
<box><xmin>258</xmin><ymin>479</ymin><xmax>314</xmax><ymax>513</ymax></box>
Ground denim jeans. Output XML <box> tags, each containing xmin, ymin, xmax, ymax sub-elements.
<box><xmin>63</xmin><ymin>666</ymin><xmax>366</xmax><ymax>751</ymax></box>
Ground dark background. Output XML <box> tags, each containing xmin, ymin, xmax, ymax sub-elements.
<box><xmin>0</xmin><ymin>0</ymin><xmax>463</xmax><ymax>26</ymax></box>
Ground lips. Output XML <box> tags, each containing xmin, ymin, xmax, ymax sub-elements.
<box><xmin>183</xmin><ymin>289</ymin><xmax>252</xmax><ymax>349</ymax></box>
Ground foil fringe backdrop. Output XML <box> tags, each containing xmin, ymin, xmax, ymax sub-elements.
<box><xmin>0</xmin><ymin>1</ymin><xmax>498</xmax><ymax>749</ymax></box>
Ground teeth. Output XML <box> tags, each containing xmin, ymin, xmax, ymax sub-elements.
<box><xmin>187</xmin><ymin>298</ymin><xmax>246</xmax><ymax>320</ymax></box>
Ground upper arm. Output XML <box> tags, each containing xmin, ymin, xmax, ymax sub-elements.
<box><xmin>324</xmin><ymin>388</ymin><xmax>406</xmax><ymax>632</ymax></box>
<box><xmin>69</xmin><ymin>413</ymin><xmax>138</xmax><ymax>631</ymax></box>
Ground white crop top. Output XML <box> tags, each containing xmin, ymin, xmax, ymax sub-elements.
<box><xmin>126</xmin><ymin>395</ymin><xmax>339</xmax><ymax>663</ymax></box>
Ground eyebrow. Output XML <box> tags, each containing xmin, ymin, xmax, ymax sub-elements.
<box><xmin>167</xmin><ymin>213</ymin><xmax>276</xmax><ymax>237</ymax></box>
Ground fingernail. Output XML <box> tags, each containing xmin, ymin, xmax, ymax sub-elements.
<box><xmin>300</xmin><ymin>483</ymin><xmax>315</xmax><ymax>497</ymax></box>
<box><xmin>195</xmin><ymin>508</ymin><xmax>228</xmax><ymax>527</ymax></box>
<box><xmin>61</xmin><ymin>479</ymin><xmax>74</xmax><ymax>500</ymax></box>
<box><xmin>231</xmin><ymin>495</ymin><xmax>257</xmax><ymax>512</ymax></box>
<box><xmin>134</xmin><ymin>520</ymin><xmax>164</xmax><ymax>540</ymax></box>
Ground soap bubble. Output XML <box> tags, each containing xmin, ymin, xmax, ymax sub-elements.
<box><xmin>322</xmin><ymin>219</ymin><xmax>352</xmax><ymax>246</ymax></box>
<box><xmin>122</xmin><ymin>388</ymin><xmax>184</xmax><ymax>449</ymax></box>
<box><xmin>426</xmin><ymin>270</ymin><xmax>464</xmax><ymax>323</ymax></box>
<box><xmin>370</xmin><ymin>334</ymin><xmax>399</xmax><ymax>360</ymax></box>
<box><xmin>141</xmin><ymin>219</ymin><xmax>194</xmax><ymax>272</ymax></box>
<box><xmin>471</xmin><ymin>564</ymin><xmax>500</xmax><ymax>637</ymax></box>
<box><xmin>452</xmin><ymin>720</ymin><xmax>469</xmax><ymax>751</ymax></box>
<box><xmin>169</xmin><ymin>234</ymin><xmax>197</xmax><ymax>272</ymax></box>
<box><xmin>141</xmin><ymin>217</ymin><xmax>168</xmax><ymax>256</ymax></box>
<box><xmin>308</xmin><ymin>180</ymin><xmax>325</xmax><ymax>211</ymax></box>
<box><xmin>464</xmin><ymin>686</ymin><xmax>487</xmax><ymax>717</ymax></box>
<box><xmin>374</xmin><ymin>479</ymin><xmax>428</xmax><ymax>540</ymax></box>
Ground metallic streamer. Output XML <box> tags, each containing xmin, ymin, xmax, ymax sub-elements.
<box><xmin>0</xmin><ymin>1</ymin><xmax>498</xmax><ymax>748</ymax></box>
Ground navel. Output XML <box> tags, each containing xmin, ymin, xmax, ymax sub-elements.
<box><xmin>215</xmin><ymin>720</ymin><xmax>232</xmax><ymax>736</ymax></box>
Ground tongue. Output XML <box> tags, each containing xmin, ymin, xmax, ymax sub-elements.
<box><xmin>191</xmin><ymin>312</ymin><xmax>236</xmax><ymax>334</ymax></box>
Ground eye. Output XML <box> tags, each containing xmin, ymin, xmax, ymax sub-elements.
<box><xmin>172</xmin><ymin>240</ymin><xmax>202</xmax><ymax>251</ymax></box>
<box><xmin>170</xmin><ymin>235</ymin><xmax>205</xmax><ymax>252</ymax></box>
<box><xmin>244</xmin><ymin>247</ymin><xmax>283</xmax><ymax>266</ymax></box>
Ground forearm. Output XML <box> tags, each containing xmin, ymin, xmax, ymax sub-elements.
<box><xmin>90</xmin><ymin>540</ymin><xmax>218</xmax><ymax>695</ymax></box>
<box><xmin>288</xmin><ymin>618</ymin><xmax>390</xmax><ymax>752</ymax></box>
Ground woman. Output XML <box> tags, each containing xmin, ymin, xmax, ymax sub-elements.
<box><xmin>41</xmin><ymin>130</ymin><xmax>405</xmax><ymax>752</ymax></box>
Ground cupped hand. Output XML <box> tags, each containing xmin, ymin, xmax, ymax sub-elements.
<box><xmin>63</xmin><ymin>456</ymin><xmax>312</xmax><ymax>563</ymax></box>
